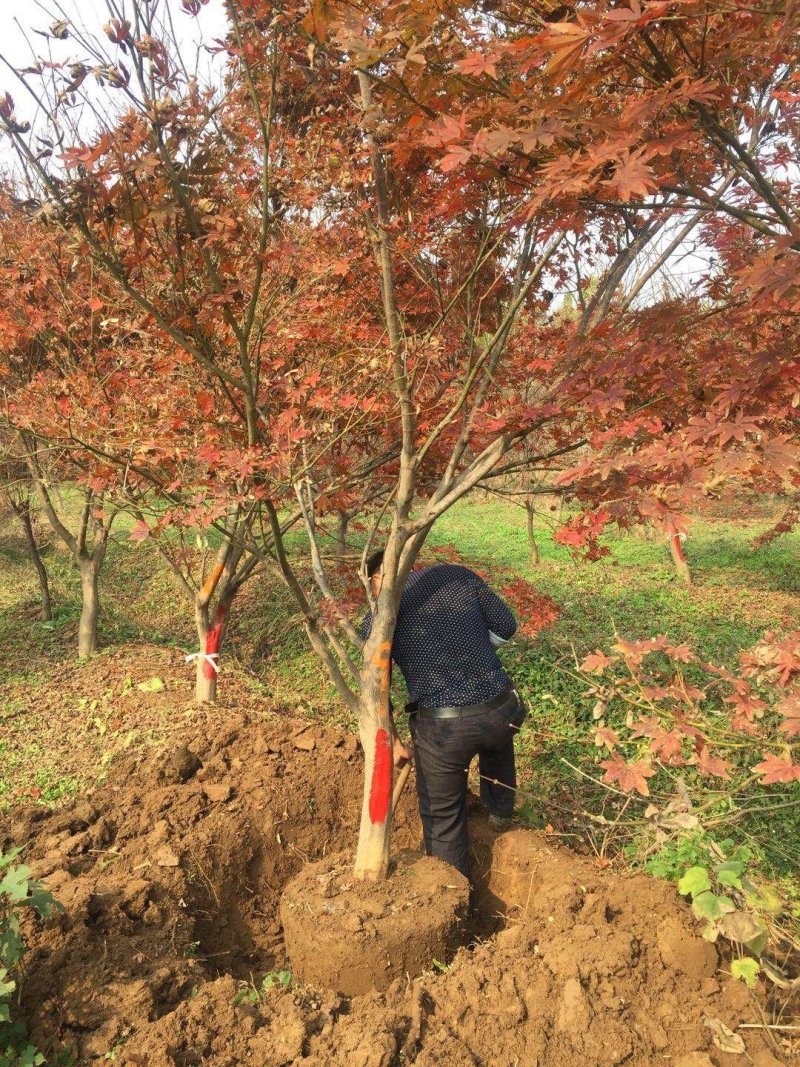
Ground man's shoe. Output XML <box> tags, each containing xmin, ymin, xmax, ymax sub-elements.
<box><xmin>488</xmin><ymin>814</ymin><xmax>517</xmax><ymax>832</ymax></box>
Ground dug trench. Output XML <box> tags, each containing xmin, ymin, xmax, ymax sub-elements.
<box><xmin>1</xmin><ymin>711</ymin><xmax>793</xmax><ymax>1067</ymax></box>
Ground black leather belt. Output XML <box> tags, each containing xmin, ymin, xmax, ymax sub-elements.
<box><xmin>411</xmin><ymin>685</ymin><xmax>517</xmax><ymax>720</ymax></box>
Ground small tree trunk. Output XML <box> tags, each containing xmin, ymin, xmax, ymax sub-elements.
<box><xmin>78</xmin><ymin>556</ymin><xmax>101</xmax><ymax>657</ymax></box>
<box><xmin>17</xmin><ymin>502</ymin><xmax>52</xmax><ymax>621</ymax></box>
<box><xmin>525</xmin><ymin>497</ymin><xmax>540</xmax><ymax>566</ymax></box>
<box><xmin>335</xmin><ymin>509</ymin><xmax>349</xmax><ymax>560</ymax></box>
<box><xmin>354</xmin><ymin>639</ymin><xmax>394</xmax><ymax>881</ymax></box>
<box><xmin>668</xmin><ymin>533</ymin><xmax>692</xmax><ymax>586</ymax></box>
<box><xmin>193</xmin><ymin>597</ymin><xmax>231</xmax><ymax>703</ymax></box>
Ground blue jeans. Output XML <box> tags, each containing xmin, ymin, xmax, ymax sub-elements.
<box><xmin>409</xmin><ymin>688</ymin><xmax>526</xmax><ymax>879</ymax></box>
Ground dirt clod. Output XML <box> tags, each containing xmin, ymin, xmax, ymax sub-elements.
<box><xmin>280</xmin><ymin>850</ymin><xmax>469</xmax><ymax>994</ymax></box>
<box><xmin>202</xmin><ymin>781</ymin><xmax>232</xmax><ymax>803</ymax></box>
<box><xmin>155</xmin><ymin>845</ymin><xmax>180</xmax><ymax>867</ymax></box>
<box><xmin>658</xmin><ymin>914</ymin><xmax>719</xmax><ymax>981</ymax></box>
<box><xmin>168</xmin><ymin>744</ymin><xmax>202</xmax><ymax>783</ymax></box>
<box><xmin>674</xmin><ymin>1054</ymin><xmax>716</xmax><ymax>1067</ymax></box>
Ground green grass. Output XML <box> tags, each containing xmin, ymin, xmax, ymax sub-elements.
<box><xmin>339</xmin><ymin>499</ymin><xmax>794</xmax><ymax>750</ymax></box>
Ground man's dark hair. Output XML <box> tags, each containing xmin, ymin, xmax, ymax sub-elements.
<box><xmin>366</xmin><ymin>550</ymin><xmax>384</xmax><ymax>578</ymax></box>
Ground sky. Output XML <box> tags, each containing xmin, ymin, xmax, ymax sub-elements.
<box><xmin>0</xmin><ymin>0</ymin><xmax>230</xmax><ymax>162</ymax></box>
<box><xmin>0</xmin><ymin>0</ymin><xmax>230</xmax><ymax>63</ymax></box>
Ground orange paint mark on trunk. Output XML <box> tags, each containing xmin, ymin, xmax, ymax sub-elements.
<box><xmin>369</xmin><ymin>728</ymin><xmax>391</xmax><ymax>824</ymax></box>
<box><xmin>200</xmin><ymin>562</ymin><xmax>224</xmax><ymax>599</ymax></box>
<box><xmin>371</xmin><ymin>640</ymin><xmax>392</xmax><ymax>711</ymax></box>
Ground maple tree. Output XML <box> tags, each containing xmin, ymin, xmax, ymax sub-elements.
<box><xmin>0</xmin><ymin>442</ymin><xmax>52</xmax><ymax>623</ymax></box>
<box><xmin>0</xmin><ymin>1</ymin><xmax>398</xmax><ymax>698</ymax></box>
<box><xmin>0</xmin><ymin>0</ymin><xmax>797</xmax><ymax>883</ymax></box>
<box><xmin>501</xmin><ymin>0</ymin><xmax>799</xmax><ymax>553</ymax></box>
<box><xmin>216</xmin><ymin>1</ymin><xmax>698</xmax><ymax>879</ymax></box>
<box><xmin>581</xmin><ymin>629</ymin><xmax>800</xmax><ymax>798</ymax></box>
<box><xmin>0</xmin><ymin>197</ymin><xmax>120</xmax><ymax>655</ymax></box>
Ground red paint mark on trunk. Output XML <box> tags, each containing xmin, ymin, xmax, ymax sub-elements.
<box><xmin>369</xmin><ymin>728</ymin><xmax>391</xmax><ymax>824</ymax></box>
<box><xmin>671</xmin><ymin>533</ymin><xmax>686</xmax><ymax>562</ymax></box>
<box><xmin>204</xmin><ymin>603</ymin><xmax>227</xmax><ymax>679</ymax></box>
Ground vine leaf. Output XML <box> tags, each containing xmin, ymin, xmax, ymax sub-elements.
<box><xmin>731</xmin><ymin>958</ymin><xmax>761</xmax><ymax>988</ymax></box>
<box><xmin>677</xmin><ymin>865</ymin><xmax>711</xmax><ymax>897</ymax></box>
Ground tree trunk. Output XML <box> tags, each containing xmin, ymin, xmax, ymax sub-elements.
<box><xmin>525</xmin><ymin>497</ymin><xmax>540</xmax><ymax>566</ymax></box>
<box><xmin>668</xmin><ymin>533</ymin><xmax>692</xmax><ymax>586</ymax></box>
<box><xmin>17</xmin><ymin>502</ymin><xmax>52</xmax><ymax>621</ymax></box>
<box><xmin>354</xmin><ymin>638</ymin><xmax>395</xmax><ymax>881</ymax></box>
<box><xmin>78</xmin><ymin>556</ymin><xmax>100</xmax><ymax>657</ymax></box>
<box><xmin>335</xmin><ymin>509</ymin><xmax>349</xmax><ymax>560</ymax></box>
<box><xmin>193</xmin><ymin>598</ymin><xmax>231</xmax><ymax>703</ymax></box>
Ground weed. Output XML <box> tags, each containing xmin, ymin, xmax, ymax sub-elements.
<box><xmin>1</xmin><ymin>848</ymin><xmax>63</xmax><ymax>1067</ymax></box>
<box><xmin>103</xmin><ymin>1037</ymin><xmax>128</xmax><ymax>1062</ymax></box>
<box><xmin>234</xmin><ymin>970</ymin><xmax>292</xmax><ymax>1005</ymax></box>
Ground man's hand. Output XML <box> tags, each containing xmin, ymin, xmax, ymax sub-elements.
<box><xmin>393</xmin><ymin>736</ymin><xmax>411</xmax><ymax>768</ymax></box>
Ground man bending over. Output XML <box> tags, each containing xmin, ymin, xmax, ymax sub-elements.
<box><xmin>360</xmin><ymin>551</ymin><xmax>526</xmax><ymax>879</ymax></box>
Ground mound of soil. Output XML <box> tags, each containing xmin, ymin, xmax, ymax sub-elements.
<box><xmin>1</xmin><ymin>711</ymin><xmax>793</xmax><ymax>1067</ymax></box>
<box><xmin>281</xmin><ymin>850</ymin><xmax>470</xmax><ymax>994</ymax></box>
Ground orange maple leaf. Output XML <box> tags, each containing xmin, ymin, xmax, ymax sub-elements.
<box><xmin>601</xmin><ymin>754</ymin><xmax>656</xmax><ymax>796</ymax></box>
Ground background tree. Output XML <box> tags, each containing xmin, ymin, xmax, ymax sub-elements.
<box><xmin>0</xmin><ymin>1</ymin><xmax>392</xmax><ymax>694</ymax></box>
<box><xmin>0</xmin><ymin>442</ymin><xmax>52</xmax><ymax>622</ymax></box>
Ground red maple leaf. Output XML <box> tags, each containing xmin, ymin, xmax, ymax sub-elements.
<box><xmin>648</xmin><ymin>728</ymin><xmax>685</xmax><ymax>764</ymax></box>
<box><xmin>726</xmin><ymin>689</ymin><xmax>767</xmax><ymax>724</ymax></box>
<box><xmin>753</xmin><ymin>752</ymin><xmax>800</xmax><ymax>784</ymax></box>
<box><xmin>690</xmin><ymin>744</ymin><xmax>731</xmax><ymax>780</ymax></box>
<box><xmin>604</xmin><ymin>150</ymin><xmax>658</xmax><ymax>202</ymax></box>
<box><xmin>128</xmin><ymin>520</ymin><xmax>150</xmax><ymax>542</ymax></box>
<box><xmin>581</xmin><ymin>650</ymin><xmax>612</xmax><ymax>673</ymax></box>
<box><xmin>457</xmin><ymin>52</ymin><xmax>498</xmax><ymax>77</ymax></box>
<box><xmin>439</xmin><ymin>144</ymin><xmax>471</xmax><ymax>172</ymax></box>
<box><xmin>778</xmin><ymin>694</ymin><xmax>800</xmax><ymax>738</ymax></box>
<box><xmin>601</xmin><ymin>754</ymin><xmax>656</xmax><ymax>796</ymax></box>
<box><xmin>537</xmin><ymin>22</ymin><xmax>589</xmax><ymax>78</ymax></box>
<box><xmin>594</xmin><ymin>725</ymin><xmax>620</xmax><ymax>750</ymax></box>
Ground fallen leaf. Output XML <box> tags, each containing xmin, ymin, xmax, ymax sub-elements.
<box><xmin>760</xmin><ymin>958</ymin><xmax>800</xmax><ymax>989</ymax></box>
<box><xmin>703</xmin><ymin>1016</ymin><xmax>745</xmax><ymax>1054</ymax></box>
<box><xmin>719</xmin><ymin>911</ymin><xmax>768</xmax><ymax>955</ymax></box>
<box><xmin>137</xmin><ymin>677</ymin><xmax>165</xmax><ymax>692</ymax></box>
<box><xmin>659</xmin><ymin>811</ymin><xmax>699</xmax><ymax>831</ymax></box>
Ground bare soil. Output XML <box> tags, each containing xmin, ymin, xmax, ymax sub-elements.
<box><xmin>280</xmin><ymin>850</ymin><xmax>470</xmax><ymax>995</ymax></box>
<box><xmin>1</xmin><ymin>711</ymin><xmax>795</xmax><ymax>1067</ymax></box>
